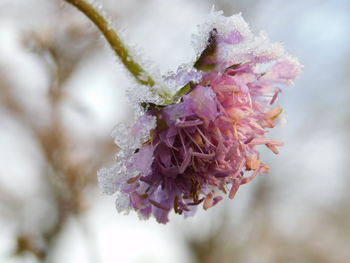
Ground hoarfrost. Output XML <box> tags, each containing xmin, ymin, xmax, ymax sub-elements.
<box><xmin>126</xmin><ymin>84</ymin><xmax>163</xmax><ymax>107</ymax></box>
<box><xmin>97</xmin><ymin>115</ymin><xmax>156</xmax><ymax>195</ymax></box>
<box><xmin>115</xmin><ymin>192</ymin><xmax>131</xmax><ymax>214</ymax></box>
<box><xmin>192</xmin><ymin>11</ymin><xmax>302</xmax><ymax>73</ymax></box>
<box><xmin>162</xmin><ymin>64</ymin><xmax>202</xmax><ymax>95</ymax></box>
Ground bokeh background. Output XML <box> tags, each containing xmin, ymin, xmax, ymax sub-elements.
<box><xmin>0</xmin><ymin>0</ymin><xmax>349</xmax><ymax>262</ymax></box>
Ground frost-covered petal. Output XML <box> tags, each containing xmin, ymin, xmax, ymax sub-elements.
<box><xmin>130</xmin><ymin>144</ymin><xmax>154</xmax><ymax>176</ymax></box>
<box><xmin>185</xmin><ymin>85</ymin><xmax>219</xmax><ymax>121</ymax></box>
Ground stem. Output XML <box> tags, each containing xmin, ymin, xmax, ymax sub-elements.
<box><xmin>63</xmin><ymin>0</ymin><xmax>154</xmax><ymax>86</ymax></box>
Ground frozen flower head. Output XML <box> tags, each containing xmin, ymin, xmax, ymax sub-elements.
<box><xmin>98</xmin><ymin>12</ymin><xmax>302</xmax><ymax>224</ymax></box>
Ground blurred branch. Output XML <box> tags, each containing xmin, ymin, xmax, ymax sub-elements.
<box><xmin>0</xmin><ymin>6</ymin><xmax>115</xmax><ymax>261</ymax></box>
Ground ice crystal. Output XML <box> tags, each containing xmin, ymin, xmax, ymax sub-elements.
<box><xmin>97</xmin><ymin>115</ymin><xmax>156</xmax><ymax>200</ymax></box>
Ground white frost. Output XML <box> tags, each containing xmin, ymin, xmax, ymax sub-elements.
<box><xmin>97</xmin><ymin>115</ymin><xmax>156</xmax><ymax>196</ymax></box>
<box><xmin>115</xmin><ymin>192</ymin><xmax>131</xmax><ymax>214</ymax></box>
<box><xmin>192</xmin><ymin>11</ymin><xmax>302</xmax><ymax>73</ymax></box>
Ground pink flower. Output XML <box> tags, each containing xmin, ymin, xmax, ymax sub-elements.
<box><xmin>98</xmin><ymin>13</ymin><xmax>302</xmax><ymax>224</ymax></box>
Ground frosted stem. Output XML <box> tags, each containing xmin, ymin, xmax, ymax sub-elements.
<box><xmin>63</xmin><ymin>0</ymin><xmax>155</xmax><ymax>86</ymax></box>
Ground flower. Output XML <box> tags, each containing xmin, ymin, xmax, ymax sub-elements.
<box><xmin>97</xmin><ymin>12</ymin><xmax>302</xmax><ymax>224</ymax></box>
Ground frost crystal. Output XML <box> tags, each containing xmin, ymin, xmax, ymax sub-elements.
<box><xmin>115</xmin><ymin>192</ymin><xmax>131</xmax><ymax>214</ymax></box>
<box><xmin>97</xmin><ymin>115</ymin><xmax>156</xmax><ymax>206</ymax></box>
<box><xmin>193</xmin><ymin>11</ymin><xmax>302</xmax><ymax>72</ymax></box>
<box><xmin>98</xmin><ymin>12</ymin><xmax>302</xmax><ymax>223</ymax></box>
<box><xmin>161</xmin><ymin>64</ymin><xmax>203</xmax><ymax>96</ymax></box>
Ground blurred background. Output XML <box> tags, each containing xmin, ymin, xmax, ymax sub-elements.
<box><xmin>0</xmin><ymin>0</ymin><xmax>349</xmax><ymax>262</ymax></box>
